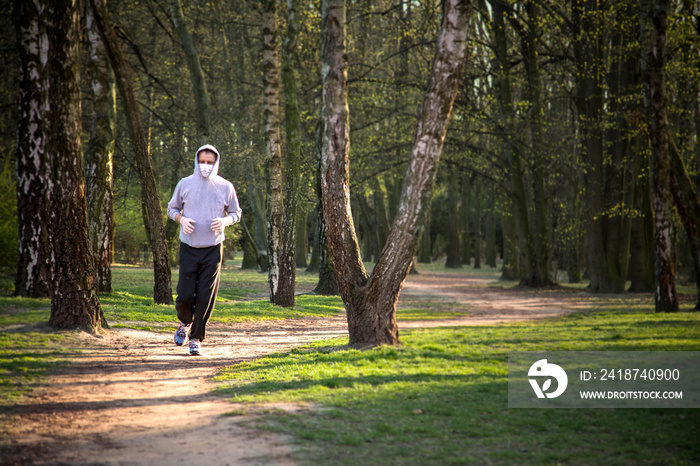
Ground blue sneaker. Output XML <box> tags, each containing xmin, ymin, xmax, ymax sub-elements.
<box><xmin>189</xmin><ymin>339</ymin><xmax>202</xmax><ymax>356</ymax></box>
<box><xmin>174</xmin><ymin>322</ymin><xmax>190</xmax><ymax>346</ymax></box>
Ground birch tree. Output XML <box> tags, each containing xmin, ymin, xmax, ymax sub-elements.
<box><xmin>262</xmin><ymin>0</ymin><xmax>286</xmax><ymax>305</ymax></box>
<box><xmin>85</xmin><ymin>2</ymin><xmax>116</xmax><ymax>293</ymax></box>
<box><xmin>90</xmin><ymin>0</ymin><xmax>172</xmax><ymax>304</ymax></box>
<box><xmin>13</xmin><ymin>0</ymin><xmax>51</xmax><ymax>299</ymax></box>
<box><xmin>276</xmin><ymin>0</ymin><xmax>303</xmax><ymax>306</ymax></box>
<box><xmin>648</xmin><ymin>0</ymin><xmax>678</xmax><ymax>312</ymax></box>
<box><xmin>321</xmin><ymin>0</ymin><xmax>471</xmax><ymax>346</ymax></box>
<box><xmin>44</xmin><ymin>0</ymin><xmax>102</xmax><ymax>331</ymax></box>
<box><xmin>488</xmin><ymin>0</ymin><xmax>539</xmax><ymax>286</ymax></box>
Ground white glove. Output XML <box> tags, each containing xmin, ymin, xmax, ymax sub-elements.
<box><xmin>179</xmin><ymin>216</ymin><xmax>196</xmax><ymax>235</ymax></box>
<box><xmin>210</xmin><ymin>216</ymin><xmax>233</xmax><ymax>234</ymax></box>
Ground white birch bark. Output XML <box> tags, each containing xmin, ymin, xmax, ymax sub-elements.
<box><xmin>322</xmin><ymin>0</ymin><xmax>471</xmax><ymax>346</ymax></box>
<box><xmin>44</xmin><ymin>0</ymin><xmax>102</xmax><ymax>331</ymax></box>
<box><xmin>86</xmin><ymin>3</ymin><xmax>116</xmax><ymax>294</ymax></box>
<box><xmin>13</xmin><ymin>0</ymin><xmax>51</xmax><ymax>298</ymax></box>
<box><xmin>262</xmin><ymin>0</ymin><xmax>284</xmax><ymax>304</ymax></box>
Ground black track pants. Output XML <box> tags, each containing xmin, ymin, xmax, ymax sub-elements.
<box><xmin>176</xmin><ymin>243</ymin><xmax>223</xmax><ymax>341</ymax></box>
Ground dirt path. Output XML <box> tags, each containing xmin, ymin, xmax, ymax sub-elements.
<box><xmin>399</xmin><ymin>272</ymin><xmax>588</xmax><ymax>327</ymax></box>
<box><xmin>1</xmin><ymin>272</ymin><xmax>586</xmax><ymax>465</ymax></box>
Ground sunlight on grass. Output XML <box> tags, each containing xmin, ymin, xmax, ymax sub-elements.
<box><xmin>2</xmin><ymin>263</ymin><xmax>699</xmax><ymax>464</ymax></box>
<box><xmin>215</xmin><ymin>310</ymin><xmax>700</xmax><ymax>465</ymax></box>
<box><xmin>396</xmin><ymin>308</ymin><xmax>469</xmax><ymax>320</ymax></box>
<box><xmin>0</xmin><ymin>328</ymin><xmax>74</xmax><ymax>403</ymax></box>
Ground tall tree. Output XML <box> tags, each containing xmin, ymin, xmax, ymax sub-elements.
<box><xmin>445</xmin><ymin>167</ymin><xmax>462</xmax><ymax>268</ymax></box>
<box><xmin>277</xmin><ymin>0</ymin><xmax>303</xmax><ymax>306</ymax></box>
<box><xmin>13</xmin><ymin>0</ymin><xmax>51</xmax><ymax>298</ymax></box>
<box><xmin>168</xmin><ymin>0</ymin><xmax>211</xmax><ymax>145</ymax></box>
<box><xmin>648</xmin><ymin>0</ymin><xmax>678</xmax><ymax>312</ymax></box>
<box><xmin>321</xmin><ymin>0</ymin><xmax>471</xmax><ymax>346</ymax></box>
<box><xmin>488</xmin><ymin>0</ymin><xmax>540</xmax><ymax>286</ymax></box>
<box><xmin>520</xmin><ymin>0</ymin><xmax>551</xmax><ymax>285</ymax></box>
<box><xmin>85</xmin><ymin>2</ymin><xmax>116</xmax><ymax>294</ymax></box>
<box><xmin>571</xmin><ymin>0</ymin><xmax>636</xmax><ymax>293</ymax></box>
<box><xmin>90</xmin><ymin>0</ymin><xmax>172</xmax><ymax>304</ymax></box>
<box><xmin>312</xmin><ymin>116</ymin><xmax>338</xmax><ymax>295</ymax></box>
<box><xmin>247</xmin><ymin>165</ymin><xmax>269</xmax><ymax>271</ymax></box>
<box><xmin>43</xmin><ymin>0</ymin><xmax>102</xmax><ymax>331</ymax></box>
<box><xmin>669</xmin><ymin>140</ymin><xmax>700</xmax><ymax>309</ymax></box>
<box><xmin>602</xmin><ymin>0</ymin><xmax>639</xmax><ymax>292</ymax></box>
<box><xmin>262</xmin><ymin>0</ymin><xmax>287</xmax><ymax>305</ymax></box>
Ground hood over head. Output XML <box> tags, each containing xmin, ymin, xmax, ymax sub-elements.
<box><xmin>194</xmin><ymin>144</ymin><xmax>221</xmax><ymax>179</ymax></box>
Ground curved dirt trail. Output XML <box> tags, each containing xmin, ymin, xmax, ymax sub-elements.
<box><xmin>1</xmin><ymin>317</ymin><xmax>349</xmax><ymax>465</ymax></box>
<box><xmin>1</xmin><ymin>272</ymin><xmax>585</xmax><ymax>465</ymax></box>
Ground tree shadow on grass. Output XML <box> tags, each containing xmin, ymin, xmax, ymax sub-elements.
<box><xmin>235</xmin><ymin>375</ymin><xmax>700</xmax><ymax>465</ymax></box>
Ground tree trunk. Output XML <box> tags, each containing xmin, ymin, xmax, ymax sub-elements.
<box><xmin>648</xmin><ymin>1</ymin><xmax>678</xmax><ymax>312</ymax></box>
<box><xmin>262</xmin><ymin>0</ymin><xmax>287</xmax><ymax>305</ymax></box>
<box><xmin>445</xmin><ymin>167</ymin><xmax>461</xmax><ymax>268</ymax></box>
<box><xmin>522</xmin><ymin>0</ymin><xmax>551</xmax><ymax>285</ymax></box>
<box><xmin>168</xmin><ymin>0</ymin><xmax>211</xmax><ymax>145</ymax></box>
<box><xmin>321</xmin><ymin>0</ymin><xmax>470</xmax><ymax>346</ymax></box>
<box><xmin>358</xmin><ymin>194</ymin><xmax>379</xmax><ymax>261</ymax></box>
<box><xmin>566</xmin><ymin>179</ymin><xmax>584</xmax><ymax>284</ymax></box>
<box><xmin>602</xmin><ymin>0</ymin><xmax>639</xmax><ymax>293</ymax></box>
<box><xmin>296</xmin><ymin>205</ymin><xmax>308</xmax><ymax>268</ymax></box>
<box><xmin>461</xmin><ymin>173</ymin><xmax>471</xmax><ymax>266</ymax></box>
<box><xmin>485</xmin><ymin>198</ymin><xmax>497</xmax><ymax>268</ymax></box>
<box><xmin>165</xmin><ymin>121</ymin><xmax>185</xmax><ymax>267</ymax></box>
<box><xmin>668</xmin><ymin>138</ymin><xmax>700</xmax><ymax>308</ymax></box>
<box><xmin>90</xmin><ymin>0</ymin><xmax>172</xmax><ymax>304</ymax></box>
<box><xmin>501</xmin><ymin>198</ymin><xmax>518</xmax><ymax>280</ymax></box>
<box><xmin>241</xmin><ymin>214</ymin><xmax>260</xmax><ymax>270</ymax></box>
<box><xmin>489</xmin><ymin>0</ymin><xmax>536</xmax><ymax>285</ymax></box>
<box><xmin>573</xmin><ymin>0</ymin><xmax>608</xmax><ymax>292</ymax></box>
<box><xmin>628</xmin><ymin>174</ymin><xmax>655</xmax><ymax>292</ymax></box>
<box><xmin>278</xmin><ymin>0</ymin><xmax>303</xmax><ymax>306</ymax></box>
<box><xmin>372</xmin><ymin>177</ymin><xmax>391</xmax><ymax>250</ymax></box>
<box><xmin>473</xmin><ymin>180</ymin><xmax>482</xmax><ymax>269</ymax></box>
<box><xmin>44</xmin><ymin>0</ymin><xmax>102</xmax><ymax>332</ymax></box>
<box><xmin>572</xmin><ymin>0</ymin><xmax>635</xmax><ymax>293</ymax></box>
<box><xmin>13</xmin><ymin>0</ymin><xmax>51</xmax><ymax>298</ymax></box>
<box><xmin>418</xmin><ymin>207</ymin><xmax>431</xmax><ymax>264</ymax></box>
<box><xmin>247</xmin><ymin>165</ymin><xmax>269</xmax><ymax>272</ymax></box>
<box><xmin>314</xmin><ymin>200</ymin><xmax>339</xmax><ymax>295</ymax></box>
<box><xmin>86</xmin><ymin>3</ymin><xmax>116</xmax><ymax>294</ymax></box>
<box><xmin>306</xmin><ymin>213</ymin><xmax>320</xmax><ymax>273</ymax></box>
<box><xmin>312</xmin><ymin>115</ymin><xmax>338</xmax><ymax>294</ymax></box>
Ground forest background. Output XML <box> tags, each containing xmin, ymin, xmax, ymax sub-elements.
<box><xmin>1</xmin><ymin>0</ymin><xmax>699</xmax><ymax>319</ymax></box>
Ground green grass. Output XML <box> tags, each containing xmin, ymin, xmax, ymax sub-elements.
<box><xmin>215</xmin><ymin>309</ymin><xmax>700</xmax><ymax>465</ymax></box>
<box><xmin>2</xmin><ymin>263</ymin><xmax>700</xmax><ymax>464</ymax></box>
<box><xmin>0</xmin><ymin>263</ymin><xmax>466</xmax><ymax>402</ymax></box>
<box><xmin>0</xmin><ymin>265</ymin><xmax>342</xmax><ymax>403</ymax></box>
<box><xmin>102</xmin><ymin>265</ymin><xmax>471</xmax><ymax>332</ymax></box>
<box><xmin>102</xmin><ymin>266</ymin><xmax>346</xmax><ymax>332</ymax></box>
<box><xmin>0</xmin><ymin>297</ymin><xmax>77</xmax><ymax>403</ymax></box>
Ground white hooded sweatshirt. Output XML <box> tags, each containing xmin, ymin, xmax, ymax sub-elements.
<box><xmin>167</xmin><ymin>144</ymin><xmax>242</xmax><ymax>248</ymax></box>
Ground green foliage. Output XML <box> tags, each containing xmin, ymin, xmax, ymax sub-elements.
<box><xmin>113</xmin><ymin>196</ymin><xmax>150</xmax><ymax>264</ymax></box>
<box><xmin>216</xmin><ymin>310</ymin><xmax>700</xmax><ymax>465</ymax></box>
<box><xmin>0</xmin><ymin>157</ymin><xmax>18</xmax><ymax>293</ymax></box>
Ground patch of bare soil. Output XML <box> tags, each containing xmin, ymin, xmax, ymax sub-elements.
<box><xmin>399</xmin><ymin>271</ymin><xmax>588</xmax><ymax>327</ymax></box>
<box><xmin>0</xmin><ymin>272</ymin><xmax>586</xmax><ymax>465</ymax></box>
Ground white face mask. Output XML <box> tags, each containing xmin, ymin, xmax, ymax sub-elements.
<box><xmin>200</xmin><ymin>165</ymin><xmax>214</xmax><ymax>178</ymax></box>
